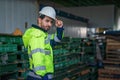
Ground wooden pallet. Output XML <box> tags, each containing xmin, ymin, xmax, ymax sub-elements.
<box><xmin>106</xmin><ymin>38</ymin><xmax>120</xmax><ymax>51</ymax></box>
<box><xmin>106</xmin><ymin>50</ymin><xmax>120</xmax><ymax>54</ymax></box>
<box><xmin>106</xmin><ymin>45</ymin><xmax>120</xmax><ymax>50</ymax></box>
<box><xmin>106</xmin><ymin>36</ymin><xmax>120</xmax><ymax>42</ymax></box>
<box><xmin>104</xmin><ymin>66</ymin><xmax>120</xmax><ymax>71</ymax></box>
<box><xmin>106</xmin><ymin>38</ymin><xmax>120</xmax><ymax>43</ymax></box>
<box><xmin>98</xmin><ymin>69</ymin><xmax>120</xmax><ymax>75</ymax></box>
<box><xmin>17</xmin><ymin>69</ymin><xmax>28</xmax><ymax>79</ymax></box>
<box><xmin>98</xmin><ymin>69</ymin><xmax>120</xmax><ymax>79</ymax></box>
<box><xmin>80</xmin><ymin>69</ymin><xmax>90</xmax><ymax>75</ymax></box>
<box><xmin>17</xmin><ymin>77</ymin><xmax>26</xmax><ymax>80</ymax></box>
<box><xmin>98</xmin><ymin>77</ymin><xmax>120</xmax><ymax>80</ymax></box>
<box><xmin>107</xmin><ymin>42</ymin><xmax>120</xmax><ymax>45</ymax></box>
<box><xmin>105</xmin><ymin>58</ymin><xmax>120</xmax><ymax>62</ymax></box>
<box><xmin>99</xmin><ymin>73</ymin><xmax>120</xmax><ymax>78</ymax></box>
<box><xmin>103</xmin><ymin>60</ymin><xmax>120</xmax><ymax>68</ymax></box>
<box><xmin>106</xmin><ymin>55</ymin><xmax>120</xmax><ymax>59</ymax></box>
<box><xmin>103</xmin><ymin>60</ymin><xmax>120</xmax><ymax>64</ymax></box>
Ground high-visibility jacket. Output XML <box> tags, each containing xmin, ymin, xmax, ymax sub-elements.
<box><xmin>22</xmin><ymin>24</ymin><xmax>64</xmax><ymax>77</ymax></box>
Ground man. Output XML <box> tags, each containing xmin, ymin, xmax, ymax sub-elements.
<box><xmin>22</xmin><ymin>6</ymin><xmax>64</xmax><ymax>80</ymax></box>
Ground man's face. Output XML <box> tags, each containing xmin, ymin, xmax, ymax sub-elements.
<box><xmin>38</xmin><ymin>16</ymin><xmax>53</xmax><ymax>31</ymax></box>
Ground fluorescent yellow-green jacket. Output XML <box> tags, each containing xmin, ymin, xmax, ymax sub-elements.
<box><xmin>22</xmin><ymin>24</ymin><xmax>64</xmax><ymax>77</ymax></box>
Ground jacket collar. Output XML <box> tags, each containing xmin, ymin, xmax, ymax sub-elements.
<box><xmin>32</xmin><ymin>24</ymin><xmax>47</xmax><ymax>32</ymax></box>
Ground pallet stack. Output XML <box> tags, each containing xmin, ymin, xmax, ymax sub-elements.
<box><xmin>0</xmin><ymin>35</ymin><xmax>98</xmax><ymax>80</ymax></box>
<box><xmin>81</xmin><ymin>38</ymin><xmax>98</xmax><ymax>80</ymax></box>
<box><xmin>98</xmin><ymin>36</ymin><xmax>120</xmax><ymax>80</ymax></box>
<box><xmin>0</xmin><ymin>34</ymin><xmax>29</xmax><ymax>80</ymax></box>
<box><xmin>0</xmin><ymin>34</ymin><xmax>22</xmax><ymax>79</ymax></box>
<box><xmin>53</xmin><ymin>37</ymin><xmax>83</xmax><ymax>80</ymax></box>
<box><xmin>17</xmin><ymin>51</ymin><xmax>29</xmax><ymax>80</ymax></box>
<box><xmin>81</xmin><ymin>38</ymin><xmax>96</xmax><ymax>65</ymax></box>
<box><xmin>53</xmin><ymin>37</ymin><xmax>97</xmax><ymax>80</ymax></box>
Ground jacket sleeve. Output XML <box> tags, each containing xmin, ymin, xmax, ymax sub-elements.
<box><xmin>29</xmin><ymin>35</ymin><xmax>46</xmax><ymax>76</ymax></box>
<box><xmin>50</xmin><ymin>27</ymin><xmax>64</xmax><ymax>47</ymax></box>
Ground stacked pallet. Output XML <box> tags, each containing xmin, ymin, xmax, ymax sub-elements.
<box><xmin>81</xmin><ymin>38</ymin><xmax>96</xmax><ymax>65</ymax></box>
<box><xmin>98</xmin><ymin>36</ymin><xmax>120</xmax><ymax>80</ymax></box>
<box><xmin>81</xmin><ymin>38</ymin><xmax>98</xmax><ymax>80</ymax></box>
<box><xmin>89</xmin><ymin>66</ymin><xmax>98</xmax><ymax>80</ymax></box>
<box><xmin>17</xmin><ymin>52</ymin><xmax>29</xmax><ymax>80</ymax></box>
<box><xmin>0</xmin><ymin>35</ymin><xmax>98</xmax><ymax>80</ymax></box>
<box><xmin>53</xmin><ymin>37</ymin><xmax>83</xmax><ymax>80</ymax></box>
<box><xmin>53</xmin><ymin>37</ymin><xmax>97</xmax><ymax>80</ymax></box>
<box><xmin>0</xmin><ymin>34</ymin><xmax>22</xmax><ymax>79</ymax></box>
<box><xmin>0</xmin><ymin>34</ymin><xmax>29</xmax><ymax>80</ymax></box>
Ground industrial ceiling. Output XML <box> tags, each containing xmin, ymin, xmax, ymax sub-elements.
<box><xmin>50</xmin><ymin>0</ymin><xmax>120</xmax><ymax>8</ymax></box>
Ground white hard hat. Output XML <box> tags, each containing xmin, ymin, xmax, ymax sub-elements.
<box><xmin>39</xmin><ymin>6</ymin><xmax>56</xmax><ymax>20</ymax></box>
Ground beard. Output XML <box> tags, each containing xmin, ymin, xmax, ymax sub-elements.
<box><xmin>40</xmin><ymin>26</ymin><xmax>51</xmax><ymax>31</ymax></box>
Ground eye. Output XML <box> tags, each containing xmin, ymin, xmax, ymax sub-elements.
<box><xmin>46</xmin><ymin>19</ymin><xmax>49</xmax><ymax>22</ymax></box>
<box><xmin>51</xmin><ymin>21</ymin><xmax>53</xmax><ymax>24</ymax></box>
<box><xmin>46</xmin><ymin>19</ymin><xmax>53</xmax><ymax>24</ymax></box>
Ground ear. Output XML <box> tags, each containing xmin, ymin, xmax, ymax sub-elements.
<box><xmin>38</xmin><ymin>17</ymin><xmax>42</xmax><ymax>21</ymax></box>
<box><xmin>37</xmin><ymin>18</ymin><xmax>42</xmax><ymax>24</ymax></box>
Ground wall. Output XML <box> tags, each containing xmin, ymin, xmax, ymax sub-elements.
<box><xmin>58</xmin><ymin>5</ymin><xmax>115</xmax><ymax>29</ymax></box>
<box><xmin>0</xmin><ymin>0</ymin><xmax>38</xmax><ymax>34</ymax></box>
<box><xmin>116</xmin><ymin>9</ymin><xmax>120</xmax><ymax>30</ymax></box>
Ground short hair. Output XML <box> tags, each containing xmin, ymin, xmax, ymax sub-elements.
<box><xmin>39</xmin><ymin>14</ymin><xmax>45</xmax><ymax>19</ymax></box>
<box><xmin>39</xmin><ymin>14</ymin><xmax>54</xmax><ymax>21</ymax></box>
